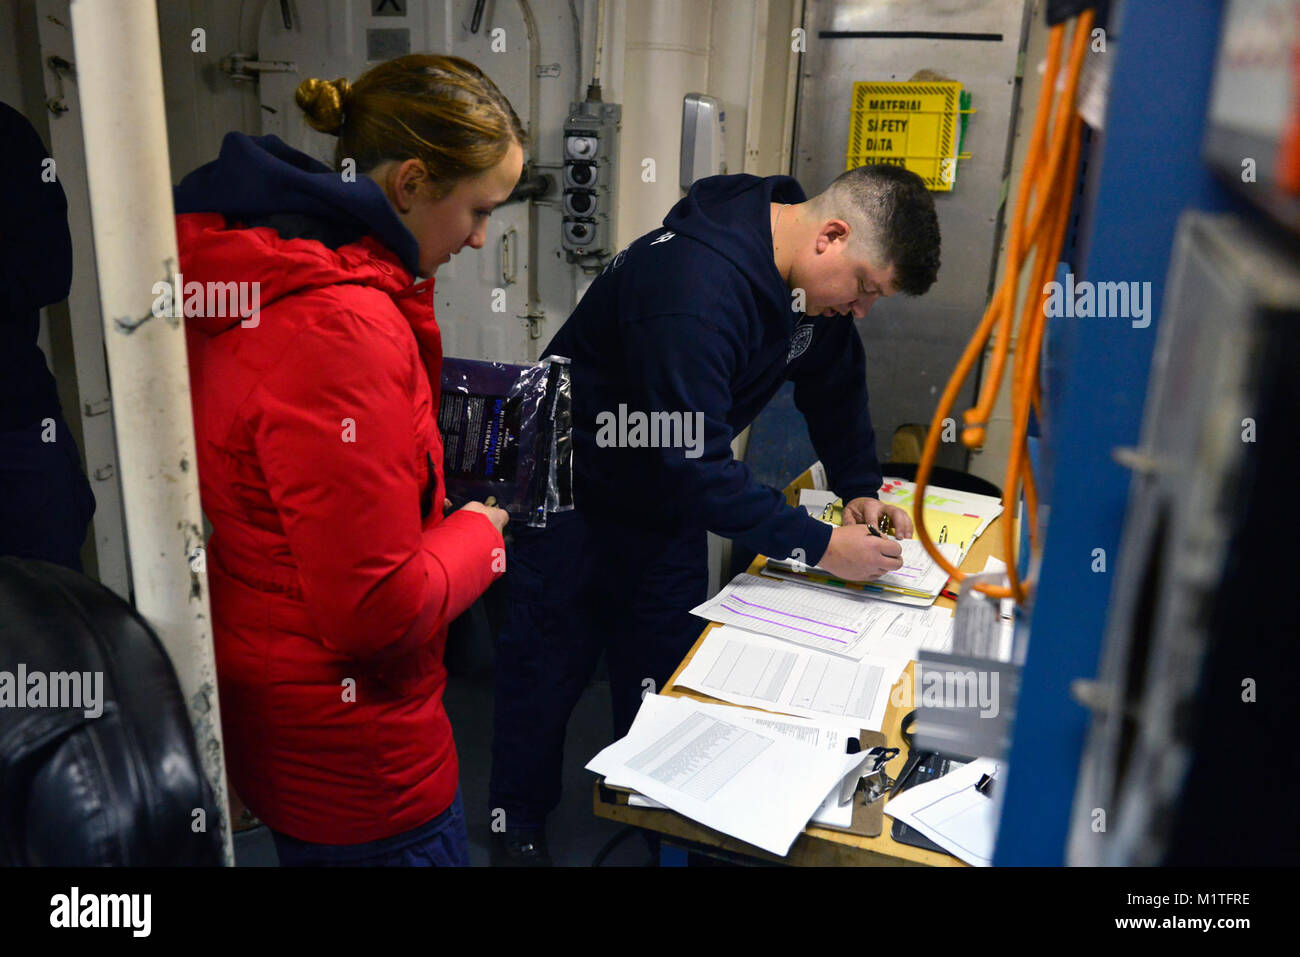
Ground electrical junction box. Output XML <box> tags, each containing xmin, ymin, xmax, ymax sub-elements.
<box><xmin>562</xmin><ymin>100</ymin><xmax>621</xmax><ymax>264</ymax></box>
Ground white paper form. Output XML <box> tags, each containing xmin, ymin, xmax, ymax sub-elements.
<box><xmin>874</xmin><ymin>539</ymin><xmax>964</xmax><ymax>596</ymax></box>
<box><xmin>761</xmin><ymin>567</ymin><xmax>938</xmax><ymax>608</ymax></box>
<box><xmin>617</xmin><ymin>699</ymin><xmax>861</xmax><ymax>828</ymax></box>
<box><xmin>866</xmin><ymin>604</ymin><xmax>954</xmax><ymax>660</ymax></box>
<box><xmin>587</xmin><ymin>694</ymin><xmax>866</xmax><ymax>856</ymax></box>
<box><xmin>781</xmin><ymin>494</ymin><xmax>965</xmax><ymax>602</ymax></box>
<box><xmin>883</xmin><ymin>757</ymin><xmax>1002</xmax><ymax>866</ymax></box>
<box><xmin>692</xmin><ymin>574</ymin><xmax>947</xmax><ymax>660</ymax></box>
<box><xmin>673</xmin><ymin>625</ymin><xmax>907</xmax><ymax>731</ymax></box>
<box><xmin>629</xmin><ymin>780</ymin><xmax>855</xmax><ymax>829</ymax></box>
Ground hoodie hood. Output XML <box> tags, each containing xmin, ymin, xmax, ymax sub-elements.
<box><xmin>174</xmin><ymin>132</ymin><xmax>419</xmax><ymax>277</ymax></box>
<box><xmin>662</xmin><ymin>173</ymin><xmax>806</xmax><ymax>319</ymax></box>
<box><xmin>173</xmin><ymin>135</ymin><xmax>442</xmax><ymax>380</ymax></box>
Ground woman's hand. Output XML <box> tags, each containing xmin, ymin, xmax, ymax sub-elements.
<box><xmin>459</xmin><ymin>500</ymin><xmax>509</xmax><ymax>533</ymax></box>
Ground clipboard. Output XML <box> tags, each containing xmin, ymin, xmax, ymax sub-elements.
<box><xmin>808</xmin><ymin>729</ymin><xmax>888</xmax><ymax>838</ymax></box>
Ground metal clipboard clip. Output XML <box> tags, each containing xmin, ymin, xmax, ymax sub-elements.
<box><xmin>838</xmin><ymin>746</ymin><xmax>900</xmax><ymax>806</ymax></box>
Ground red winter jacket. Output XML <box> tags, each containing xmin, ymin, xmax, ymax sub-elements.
<box><xmin>178</xmin><ymin>211</ymin><xmax>502</xmax><ymax>844</ymax></box>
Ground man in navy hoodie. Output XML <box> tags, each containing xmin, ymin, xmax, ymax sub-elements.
<box><xmin>490</xmin><ymin>164</ymin><xmax>940</xmax><ymax>864</ymax></box>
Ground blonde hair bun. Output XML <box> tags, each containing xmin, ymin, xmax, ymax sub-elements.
<box><xmin>295</xmin><ymin>77</ymin><xmax>351</xmax><ymax>135</ymax></box>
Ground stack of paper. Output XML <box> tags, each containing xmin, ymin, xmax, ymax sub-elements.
<box><xmin>588</xmin><ymin>694</ymin><xmax>868</xmax><ymax>856</ymax></box>
<box><xmin>691</xmin><ymin>574</ymin><xmax>953</xmax><ymax>661</ymax></box>
<box><xmin>766</xmin><ymin>488</ymin><xmax>968</xmax><ymax>605</ymax></box>
<box><xmin>673</xmin><ymin>624</ymin><xmax>912</xmax><ymax>730</ymax></box>
<box><xmin>622</xmin><ymin>698</ymin><xmax>863</xmax><ymax>829</ymax></box>
<box><xmin>761</xmin><ymin>564</ymin><xmax>939</xmax><ymax>608</ymax></box>
<box><xmin>877</xmin><ymin>538</ymin><xmax>961</xmax><ymax>595</ymax></box>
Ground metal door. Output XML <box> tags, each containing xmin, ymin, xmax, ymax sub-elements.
<box><xmin>792</xmin><ymin>0</ymin><xmax>1032</xmax><ymax>472</ymax></box>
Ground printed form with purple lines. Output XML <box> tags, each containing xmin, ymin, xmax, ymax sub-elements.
<box><xmin>691</xmin><ymin>573</ymin><xmax>954</xmax><ymax>661</ymax></box>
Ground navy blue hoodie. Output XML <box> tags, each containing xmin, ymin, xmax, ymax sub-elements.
<box><xmin>544</xmin><ymin>173</ymin><xmax>882</xmax><ymax>565</ymax></box>
<box><xmin>1</xmin><ymin>102</ymin><xmax>72</xmax><ymax>430</ymax></box>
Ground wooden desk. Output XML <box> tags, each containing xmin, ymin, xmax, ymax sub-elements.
<box><xmin>592</xmin><ymin>471</ymin><xmax>1011</xmax><ymax>866</ymax></box>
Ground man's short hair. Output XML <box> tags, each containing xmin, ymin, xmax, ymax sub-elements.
<box><xmin>812</xmin><ymin>164</ymin><xmax>941</xmax><ymax>295</ymax></box>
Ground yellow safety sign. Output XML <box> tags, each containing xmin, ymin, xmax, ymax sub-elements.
<box><xmin>846</xmin><ymin>81</ymin><xmax>966</xmax><ymax>191</ymax></box>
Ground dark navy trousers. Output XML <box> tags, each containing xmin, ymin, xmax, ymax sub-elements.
<box><xmin>488</xmin><ymin>507</ymin><xmax>708</xmax><ymax>831</ymax></box>
<box><xmin>270</xmin><ymin>789</ymin><xmax>470</xmax><ymax>866</ymax></box>
<box><xmin>0</xmin><ymin>414</ymin><xmax>95</xmax><ymax>572</ymax></box>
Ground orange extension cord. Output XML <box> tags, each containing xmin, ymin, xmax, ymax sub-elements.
<box><xmin>912</xmin><ymin>10</ymin><xmax>1096</xmax><ymax>604</ymax></box>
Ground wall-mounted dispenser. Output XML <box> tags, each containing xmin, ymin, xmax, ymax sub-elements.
<box><xmin>680</xmin><ymin>93</ymin><xmax>726</xmax><ymax>190</ymax></box>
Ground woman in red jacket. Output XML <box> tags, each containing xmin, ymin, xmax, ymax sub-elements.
<box><xmin>174</xmin><ymin>54</ymin><xmax>523</xmax><ymax>865</ymax></box>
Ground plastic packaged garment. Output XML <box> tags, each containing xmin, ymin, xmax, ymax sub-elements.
<box><xmin>439</xmin><ymin>355</ymin><xmax>573</xmax><ymax>527</ymax></box>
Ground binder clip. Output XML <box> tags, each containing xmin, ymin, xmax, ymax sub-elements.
<box><xmin>839</xmin><ymin>746</ymin><xmax>900</xmax><ymax>806</ymax></box>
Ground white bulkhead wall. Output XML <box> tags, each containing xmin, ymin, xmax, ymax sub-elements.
<box><xmin>154</xmin><ymin>0</ymin><xmax>797</xmax><ymax>360</ymax></box>
<box><xmin>614</xmin><ymin>0</ymin><xmax>799</xmax><ymax>248</ymax></box>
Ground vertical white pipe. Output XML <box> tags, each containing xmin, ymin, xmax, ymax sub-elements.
<box><xmin>69</xmin><ymin>0</ymin><xmax>232</xmax><ymax>864</ymax></box>
<box><xmin>709</xmin><ymin>0</ymin><xmax>761</xmax><ymax>177</ymax></box>
<box><xmin>779</xmin><ymin>0</ymin><xmax>801</xmax><ymax>176</ymax></box>
<box><xmin>616</xmin><ymin>0</ymin><xmax>712</xmax><ymax>248</ymax></box>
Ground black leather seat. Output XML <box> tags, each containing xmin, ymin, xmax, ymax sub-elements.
<box><xmin>0</xmin><ymin>557</ymin><xmax>223</xmax><ymax>865</ymax></box>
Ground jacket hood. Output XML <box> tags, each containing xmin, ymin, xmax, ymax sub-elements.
<box><xmin>173</xmin><ymin>134</ymin><xmax>437</xmax><ymax>347</ymax></box>
<box><xmin>662</xmin><ymin>173</ymin><xmax>806</xmax><ymax>318</ymax></box>
<box><xmin>174</xmin><ymin>132</ymin><xmax>419</xmax><ymax>276</ymax></box>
